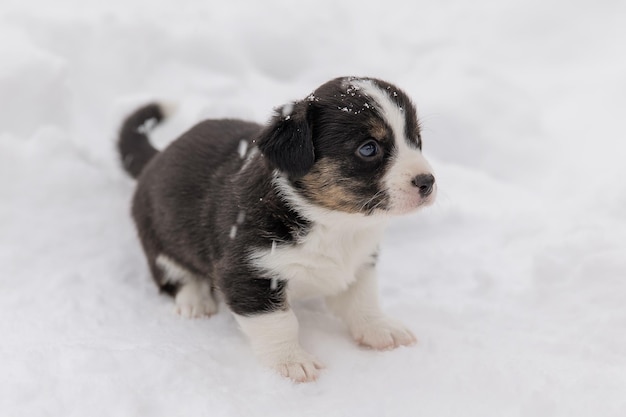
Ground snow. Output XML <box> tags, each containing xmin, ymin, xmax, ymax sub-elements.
<box><xmin>237</xmin><ymin>210</ymin><xmax>246</xmax><ymax>225</ymax></box>
<box><xmin>237</xmin><ymin>139</ymin><xmax>249</xmax><ymax>159</ymax></box>
<box><xmin>281</xmin><ymin>102</ymin><xmax>294</xmax><ymax>119</ymax></box>
<box><xmin>1</xmin><ymin>0</ymin><xmax>625</xmax><ymax>416</ymax></box>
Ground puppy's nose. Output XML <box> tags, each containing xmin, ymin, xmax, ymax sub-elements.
<box><xmin>411</xmin><ymin>174</ymin><xmax>435</xmax><ymax>197</ymax></box>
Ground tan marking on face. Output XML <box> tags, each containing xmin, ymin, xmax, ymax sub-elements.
<box><xmin>298</xmin><ymin>159</ymin><xmax>362</xmax><ymax>213</ymax></box>
<box><xmin>368</xmin><ymin>120</ymin><xmax>388</xmax><ymax>141</ymax></box>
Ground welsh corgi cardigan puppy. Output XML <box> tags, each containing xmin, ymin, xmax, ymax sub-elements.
<box><xmin>118</xmin><ymin>77</ymin><xmax>436</xmax><ymax>382</ymax></box>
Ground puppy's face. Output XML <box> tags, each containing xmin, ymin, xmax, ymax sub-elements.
<box><xmin>258</xmin><ymin>77</ymin><xmax>436</xmax><ymax>216</ymax></box>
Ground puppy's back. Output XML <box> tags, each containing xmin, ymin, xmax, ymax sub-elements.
<box><xmin>132</xmin><ymin>118</ymin><xmax>263</xmax><ymax>275</ymax></box>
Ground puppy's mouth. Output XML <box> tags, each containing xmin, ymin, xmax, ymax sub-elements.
<box><xmin>386</xmin><ymin>184</ymin><xmax>437</xmax><ymax>215</ymax></box>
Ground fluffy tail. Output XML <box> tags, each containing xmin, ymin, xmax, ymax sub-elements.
<box><xmin>118</xmin><ymin>103</ymin><xmax>167</xmax><ymax>179</ymax></box>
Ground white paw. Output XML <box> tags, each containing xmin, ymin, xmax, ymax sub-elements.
<box><xmin>174</xmin><ymin>281</ymin><xmax>217</xmax><ymax>319</ymax></box>
<box><xmin>352</xmin><ymin>317</ymin><xmax>417</xmax><ymax>350</ymax></box>
<box><xmin>269</xmin><ymin>349</ymin><xmax>325</xmax><ymax>383</ymax></box>
<box><xmin>234</xmin><ymin>310</ymin><xmax>324</xmax><ymax>383</ymax></box>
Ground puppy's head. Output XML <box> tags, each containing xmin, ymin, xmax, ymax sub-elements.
<box><xmin>257</xmin><ymin>76</ymin><xmax>436</xmax><ymax>216</ymax></box>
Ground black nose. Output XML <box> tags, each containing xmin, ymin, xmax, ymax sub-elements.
<box><xmin>411</xmin><ymin>174</ymin><xmax>435</xmax><ymax>197</ymax></box>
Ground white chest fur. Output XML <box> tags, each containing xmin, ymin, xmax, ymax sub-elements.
<box><xmin>250</xmin><ymin>215</ymin><xmax>387</xmax><ymax>300</ymax></box>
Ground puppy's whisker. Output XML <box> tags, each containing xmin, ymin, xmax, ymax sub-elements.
<box><xmin>360</xmin><ymin>190</ymin><xmax>386</xmax><ymax>212</ymax></box>
<box><xmin>367</xmin><ymin>197</ymin><xmax>388</xmax><ymax>215</ymax></box>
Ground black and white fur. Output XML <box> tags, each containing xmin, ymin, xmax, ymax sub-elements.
<box><xmin>118</xmin><ymin>77</ymin><xmax>436</xmax><ymax>382</ymax></box>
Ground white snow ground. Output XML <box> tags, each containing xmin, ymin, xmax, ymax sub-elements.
<box><xmin>1</xmin><ymin>0</ymin><xmax>625</xmax><ymax>416</ymax></box>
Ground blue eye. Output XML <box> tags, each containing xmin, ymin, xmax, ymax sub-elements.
<box><xmin>358</xmin><ymin>141</ymin><xmax>379</xmax><ymax>158</ymax></box>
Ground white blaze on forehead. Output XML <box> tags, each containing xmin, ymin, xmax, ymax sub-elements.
<box><xmin>350</xmin><ymin>79</ymin><xmax>407</xmax><ymax>146</ymax></box>
<box><xmin>350</xmin><ymin>78</ymin><xmax>424</xmax><ymax>164</ymax></box>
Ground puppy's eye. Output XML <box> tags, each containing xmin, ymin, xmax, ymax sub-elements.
<box><xmin>357</xmin><ymin>141</ymin><xmax>379</xmax><ymax>159</ymax></box>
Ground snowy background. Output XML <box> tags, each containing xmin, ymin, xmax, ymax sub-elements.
<box><xmin>1</xmin><ymin>0</ymin><xmax>625</xmax><ymax>415</ymax></box>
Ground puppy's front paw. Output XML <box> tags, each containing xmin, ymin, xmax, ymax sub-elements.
<box><xmin>268</xmin><ymin>349</ymin><xmax>325</xmax><ymax>383</ymax></box>
<box><xmin>352</xmin><ymin>317</ymin><xmax>417</xmax><ymax>350</ymax></box>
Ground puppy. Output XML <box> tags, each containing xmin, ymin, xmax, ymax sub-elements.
<box><xmin>118</xmin><ymin>77</ymin><xmax>436</xmax><ymax>382</ymax></box>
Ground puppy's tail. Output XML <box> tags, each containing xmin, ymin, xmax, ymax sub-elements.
<box><xmin>117</xmin><ymin>102</ymin><xmax>173</xmax><ymax>179</ymax></box>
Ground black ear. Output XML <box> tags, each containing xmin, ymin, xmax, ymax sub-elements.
<box><xmin>257</xmin><ymin>101</ymin><xmax>314</xmax><ymax>178</ymax></box>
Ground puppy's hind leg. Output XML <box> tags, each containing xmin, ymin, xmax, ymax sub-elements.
<box><xmin>155</xmin><ymin>254</ymin><xmax>218</xmax><ymax>318</ymax></box>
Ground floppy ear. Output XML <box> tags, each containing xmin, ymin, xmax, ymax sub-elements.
<box><xmin>256</xmin><ymin>101</ymin><xmax>314</xmax><ymax>178</ymax></box>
